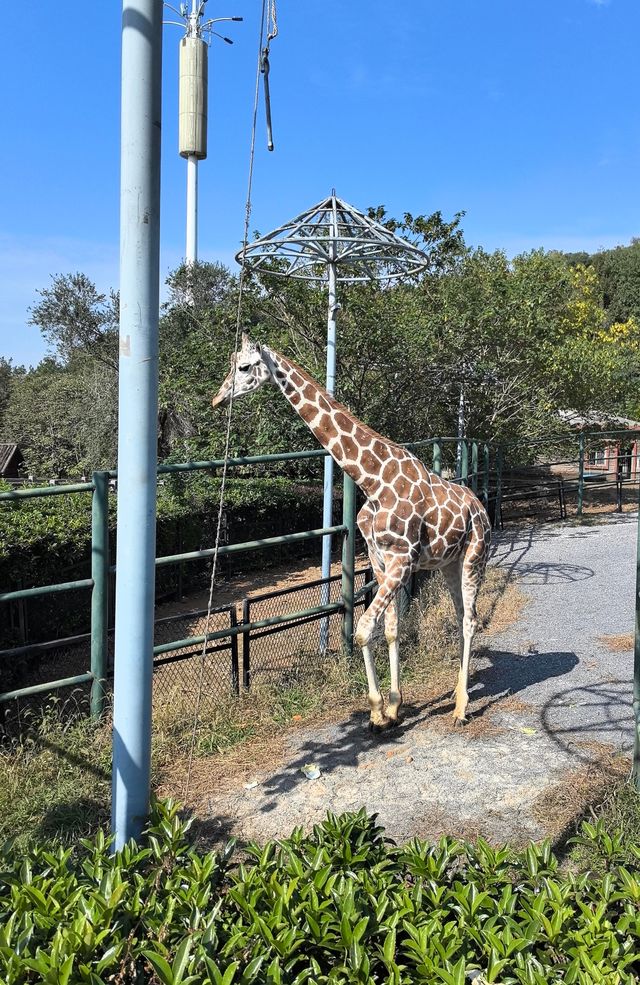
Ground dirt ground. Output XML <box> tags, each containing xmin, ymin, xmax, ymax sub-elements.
<box><xmin>159</xmin><ymin>514</ymin><xmax>636</xmax><ymax>849</ymax></box>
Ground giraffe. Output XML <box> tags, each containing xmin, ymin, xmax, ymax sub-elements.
<box><xmin>212</xmin><ymin>334</ymin><xmax>492</xmax><ymax>730</ymax></box>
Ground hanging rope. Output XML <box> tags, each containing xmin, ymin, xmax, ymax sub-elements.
<box><xmin>183</xmin><ymin>0</ymin><xmax>271</xmax><ymax>801</ymax></box>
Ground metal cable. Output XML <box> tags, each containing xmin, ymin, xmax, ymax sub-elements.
<box><xmin>183</xmin><ymin>0</ymin><xmax>270</xmax><ymax>800</ymax></box>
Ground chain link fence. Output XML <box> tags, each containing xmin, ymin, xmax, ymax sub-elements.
<box><xmin>1</xmin><ymin>567</ymin><xmax>376</xmax><ymax>728</ymax></box>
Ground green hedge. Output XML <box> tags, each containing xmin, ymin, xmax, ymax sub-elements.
<box><xmin>0</xmin><ymin>476</ymin><xmax>326</xmax><ymax>647</ymax></box>
<box><xmin>1</xmin><ymin>800</ymin><xmax>638</xmax><ymax>984</ymax></box>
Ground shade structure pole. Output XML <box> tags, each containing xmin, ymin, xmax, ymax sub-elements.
<box><xmin>111</xmin><ymin>0</ymin><xmax>163</xmax><ymax>850</ymax></box>
<box><xmin>319</xmin><ymin>256</ymin><xmax>338</xmax><ymax>652</ymax></box>
<box><xmin>456</xmin><ymin>387</ymin><xmax>465</xmax><ymax>477</ymax></box>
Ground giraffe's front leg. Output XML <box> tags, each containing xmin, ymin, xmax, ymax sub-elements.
<box><xmin>355</xmin><ymin>605</ymin><xmax>387</xmax><ymax>726</ymax></box>
<box><xmin>355</xmin><ymin>559</ymin><xmax>410</xmax><ymax>731</ymax></box>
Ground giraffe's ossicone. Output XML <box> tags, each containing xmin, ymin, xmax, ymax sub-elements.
<box><xmin>212</xmin><ymin>334</ymin><xmax>492</xmax><ymax>729</ymax></box>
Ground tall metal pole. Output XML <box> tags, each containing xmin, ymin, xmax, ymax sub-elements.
<box><xmin>112</xmin><ymin>0</ymin><xmax>162</xmax><ymax>849</ymax></box>
<box><xmin>456</xmin><ymin>386</ymin><xmax>465</xmax><ymax>477</ymax></box>
<box><xmin>341</xmin><ymin>473</ymin><xmax>357</xmax><ymax>655</ymax></box>
<box><xmin>185</xmin><ymin>0</ymin><xmax>200</xmax><ymax>263</ymax></box>
<box><xmin>186</xmin><ymin>154</ymin><xmax>198</xmax><ymax>262</ymax></box>
<box><xmin>320</xmin><ymin>203</ymin><xmax>338</xmax><ymax>651</ymax></box>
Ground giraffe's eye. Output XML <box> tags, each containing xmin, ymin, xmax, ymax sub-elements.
<box><xmin>238</xmin><ymin>363</ymin><xmax>251</xmax><ymax>373</ymax></box>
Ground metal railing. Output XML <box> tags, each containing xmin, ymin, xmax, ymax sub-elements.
<box><xmin>0</xmin><ymin>437</ymin><xmax>501</xmax><ymax>718</ymax></box>
<box><xmin>497</xmin><ymin>431</ymin><xmax>640</xmax><ymax>525</ymax></box>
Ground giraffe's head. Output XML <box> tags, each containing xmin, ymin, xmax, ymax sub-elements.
<box><xmin>211</xmin><ymin>333</ymin><xmax>271</xmax><ymax>409</ymax></box>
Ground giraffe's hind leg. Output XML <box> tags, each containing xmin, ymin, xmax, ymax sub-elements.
<box><xmin>441</xmin><ymin>559</ymin><xmax>464</xmax><ymax>668</ymax></box>
<box><xmin>441</xmin><ymin>555</ymin><xmax>482</xmax><ymax>725</ymax></box>
<box><xmin>357</xmin><ymin>504</ymin><xmax>389</xmax><ymax>728</ymax></box>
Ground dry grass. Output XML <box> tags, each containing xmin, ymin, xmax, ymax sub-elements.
<box><xmin>156</xmin><ymin>565</ymin><xmax>527</xmax><ymax>803</ymax></box>
<box><xmin>532</xmin><ymin>744</ymin><xmax>630</xmax><ymax>844</ymax></box>
<box><xmin>598</xmin><ymin>633</ymin><xmax>634</xmax><ymax>652</ymax></box>
<box><xmin>0</xmin><ymin>562</ymin><xmax>527</xmax><ymax>846</ymax></box>
<box><xmin>397</xmin><ymin>566</ymin><xmax>526</xmax><ymax>692</ymax></box>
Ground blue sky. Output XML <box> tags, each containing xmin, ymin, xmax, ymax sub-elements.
<box><xmin>1</xmin><ymin>0</ymin><xmax>639</xmax><ymax>366</ymax></box>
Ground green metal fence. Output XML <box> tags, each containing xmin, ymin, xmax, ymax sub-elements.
<box><xmin>0</xmin><ymin>437</ymin><xmax>501</xmax><ymax>718</ymax></box>
<box><xmin>498</xmin><ymin>429</ymin><xmax>640</xmax><ymax>524</ymax></box>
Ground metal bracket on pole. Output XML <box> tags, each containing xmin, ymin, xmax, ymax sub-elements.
<box><xmin>261</xmin><ymin>49</ymin><xmax>274</xmax><ymax>151</ymax></box>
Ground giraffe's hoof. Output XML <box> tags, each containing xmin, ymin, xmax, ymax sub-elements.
<box><xmin>452</xmin><ymin>714</ymin><xmax>469</xmax><ymax>728</ymax></box>
<box><xmin>369</xmin><ymin>715</ymin><xmax>398</xmax><ymax>734</ymax></box>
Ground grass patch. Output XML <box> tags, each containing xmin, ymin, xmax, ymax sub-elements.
<box><xmin>0</xmin><ymin>696</ymin><xmax>111</xmax><ymax>853</ymax></box>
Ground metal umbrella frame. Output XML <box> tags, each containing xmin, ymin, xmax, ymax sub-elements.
<box><xmin>236</xmin><ymin>191</ymin><xmax>430</xmax><ymax>282</ymax></box>
<box><xmin>236</xmin><ymin>191</ymin><xmax>429</xmax><ymax>650</ymax></box>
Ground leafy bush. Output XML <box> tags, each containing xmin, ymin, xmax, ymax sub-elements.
<box><xmin>0</xmin><ymin>476</ymin><xmax>325</xmax><ymax>647</ymax></box>
<box><xmin>1</xmin><ymin>800</ymin><xmax>639</xmax><ymax>984</ymax></box>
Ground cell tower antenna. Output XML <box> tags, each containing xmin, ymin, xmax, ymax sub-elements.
<box><xmin>164</xmin><ymin>2</ymin><xmax>242</xmax><ymax>265</ymax></box>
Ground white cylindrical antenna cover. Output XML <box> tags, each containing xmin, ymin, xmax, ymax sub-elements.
<box><xmin>179</xmin><ymin>37</ymin><xmax>208</xmax><ymax>159</ymax></box>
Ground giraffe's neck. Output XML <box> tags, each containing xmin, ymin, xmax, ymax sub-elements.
<box><xmin>262</xmin><ymin>346</ymin><xmax>400</xmax><ymax>496</ymax></box>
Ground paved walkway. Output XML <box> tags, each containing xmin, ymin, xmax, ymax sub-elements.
<box><xmin>489</xmin><ymin>512</ymin><xmax>636</xmax><ymax>754</ymax></box>
<box><xmin>197</xmin><ymin>514</ymin><xmax>638</xmax><ymax>847</ymax></box>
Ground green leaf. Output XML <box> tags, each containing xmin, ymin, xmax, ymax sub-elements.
<box><xmin>143</xmin><ymin>950</ymin><xmax>175</xmax><ymax>985</ymax></box>
<box><xmin>172</xmin><ymin>938</ymin><xmax>192</xmax><ymax>985</ymax></box>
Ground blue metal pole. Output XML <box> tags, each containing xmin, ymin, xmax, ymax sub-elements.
<box><xmin>111</xmin><ymin>0</ymin><xmax>163</xmax><ymax>849</ymax></box>
<box><xmin>320</xmin><ymin>252</ymin><xmax>338</xmax><ymax>652</ymax></box>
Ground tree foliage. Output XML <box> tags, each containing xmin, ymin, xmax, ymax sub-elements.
<box><xmin>4</xmin><ymin>214</ymin><xmax>640</xmax><ymax>478</ymax></box>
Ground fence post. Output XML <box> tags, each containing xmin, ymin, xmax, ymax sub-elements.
<box><xmin>364</xmin><ymin>565</ymin><xmax>374</xmax><ymax>610</ymax></box>
<box><xmin>471</xmin><ymin>441</ymin><xmax>478</xmax><ymax>494</ymax></box>
<box><xmin>577</xmin><ymin>433</ymin><xmax>585</xmax><ymax>516</ymax></box>
<box><xmin>176</xmin><ymin>518</ymin><xmax>184</xmax><ymax>600</ymax></box>
<box><xmin>242</xmin><ymin>598</ymin><xmax>251</xmax><ymax>689</ymax></box>
<box><xmin>432</xmin><ymin>439</ymin><xmax>441</xmax><ymax>476</ymax></box>
<box><xmin>482</xmin><ymin>444</ymin><xmax>490</xmax><ymax>505</ymax></box>
<box><xmin>633</xmin><ymin>476</ymin><xmax>640</xmax><ymax>790</ymax></box>
<box><xmin>616</xmin><ymin>474</ymin><xmax>623</xmax><ymax>513</ymax></box>
<box><xmin>460</xmin><ymin>441</ymin><xmax>469</xmax><ymax>485</ymax></box>
<box><xmin>230</xmin><ymin>607</ymin><xmax>239</xmax><ymax>696</ymax></box>
<box><xmin>341</xmin><ymin>471</ymin><xmax>357</xmax><ymax>656</ymax></box>
<box><xmin>90</xmin><ymin>471</ymin><xmax>109</xmax><ymax>719</ymax></box>
<box><xmin>494</xmin><ymin>448</ymin><xmax>503</xmax><ymax>530</ymax></box>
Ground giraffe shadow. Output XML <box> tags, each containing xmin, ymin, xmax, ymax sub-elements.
<box><xmin>424</xmin><ymin>646</ymin><xmax>579</xmax><ymax>721</ymax></box>
<box><xmin>255</xmin><ymin>646</ymin><xmax>579</xmax><ymax>815</ymax></box>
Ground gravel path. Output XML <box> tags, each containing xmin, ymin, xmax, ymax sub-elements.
<box><xmin>200</xmin><ymin>514</ymin><xmax>637</xmax><ymax>846</ymax></box>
